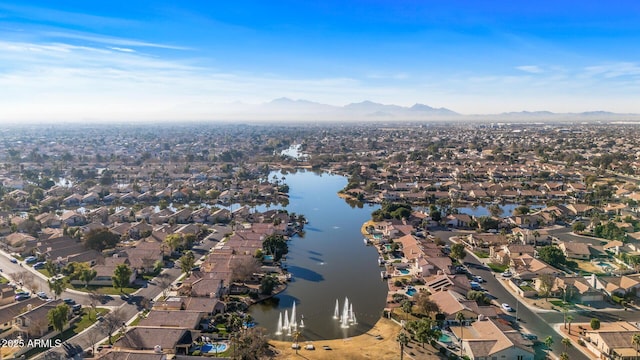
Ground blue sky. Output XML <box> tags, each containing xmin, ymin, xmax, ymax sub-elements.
<box><xmin>1</xmin><ymin>1</ymin><xmax>640</xmax><ymax>121</ymax></box>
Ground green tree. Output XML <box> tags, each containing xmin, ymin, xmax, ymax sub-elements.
<box><xmin>112</xmin><ymin>264</ymin><xmax>133</xmax><ymax>292</ymax></box>
<box><xmin>414</xmin><ymin>291</ymin><xmax>440</xmax><ymax>316</ymax></box>
<box><xmin>47</xmin><ymin>304</ymin><xmax>69</xmax><ymax>332</ymax></box>
<box><xmin>44</xmin><ymin>260</ymin><xmax>58</xmax><ymax>276</ymax></box>
<box><xmin>572</xmin><ymin>221</ymin><xmax>586</xmax><ymax>233</ymax></box>
<box><xmin>84</xmin><ymin>228</ymin><xmax>120</xmax><ymax>251</ymax></box>
<box><xmin>537</xmin><ymin>245</ymin><xmax>567</xmax><ymax>265</ymax></box>
<box><xmin>560</xmin><ymin>353</ymin><xmax>569</xmax><ymax>360</ymax></box>
<box><xmin>260</xmin><ymin>275</ymin><xmax>279</xmax><ymax>295</ymax></box>
<box><xmin>262</xmin><ymin>234</ymin><xmax>288</xmax><ymax>262</ymax></box>
<box><xmin>450</xmin><ymin>243</ymin><xmax>466</xmax><ymax>261</ymax></box>
<box><xmin>590</xmin><ymin>318</ymin><xmax>600</xmax><ymax>330</ymax></box>
<box><xmin>538</xmin><ymin>273</ymin><xmax>555</xmax><ymax>301</ymax></box>
<box><xmin>79</xmin><ymin>267</ymin><xmax>97</xmax><ymax>288</ymax></box>
<box><xmin>633</xmin><ymin>333</ymin><xmax>640</xmax><ymax>359</ymax></box>
<box><xmin>48</xmin><ymin>277</ymin><xmax>66</xmax><ymax>299</ymax></box>
<box><xmin>467</xmin><ymin>290</ymin><xmax>490</xmax><ymax>305</ymax></box>
<box><xmin>544</xmin><ymin>336</ymin><xmax>554</xmax><ymax>357</ymax></box>
<box><xmin>179</xmin><ymin>250</ymin><xmax>196</xmax><ymax>275</ymax></box>
<box><xmin>561</xmin><ymin>337</ymin><xmax>572</xmax><ymax>352</ymax></box>
<box><xmin>401</xmin><ymin>299</ymin><xmax>413</xmax><ymax>318</ymax></box>
<box><xmin>163</xmin><ymin>233</ymin><xmax>182</xmax><ymax>254</ymax></box>
<box><xmin>397</xmin><ymin>331</ymin><xmax>409</xmax><ymax>360</ymax></box>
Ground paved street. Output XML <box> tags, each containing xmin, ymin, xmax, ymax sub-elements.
<box><xmin>432</xmin><ymin>230</ymin><xmax>590</xmax><ymax>360</ymax></box>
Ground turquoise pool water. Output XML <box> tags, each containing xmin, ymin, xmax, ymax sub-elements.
<box><xmin>439</xmin><ymin>334</ymin><xmax>452</xmax><ymax>343</ymax></box>
<box><xmin>406</xmin><ymin>288</ymin><xmax>417</xmax><ymax>296</ymax></box>
<box><xmin>399</xmin><ymin>269</ymin><xmax>410</xmax><ymax>275</ymax></box>
<box><xmin>202</xmin><ymin>343</ymin><xmax>228</xmax><ymax>353</ymax></box>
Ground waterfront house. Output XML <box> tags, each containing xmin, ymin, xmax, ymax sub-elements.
<box><xmin>114</xmin><ymin>327</ymin><xmax>193</xmax><ymax>354</ymax></box>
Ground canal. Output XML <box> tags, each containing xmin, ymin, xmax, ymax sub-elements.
<box><xmin>249</xmin><ymin>170</ymin><xmax>388</xmax><ymax>340</ymax></box>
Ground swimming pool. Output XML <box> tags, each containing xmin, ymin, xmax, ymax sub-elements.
<box><xmin>406</xmin><ymin>288</ymin><xmax>417</xmax><ymax>296</ymax></box>
<box><xmin>201</xmin><ymin>343</ymin><xmax>228</xmax><ymax>353</ymax></box>
<box><xmin>439</xmin><ymin>334</ymin><xmax>453</xmax><ymax>343</ymax></box>
<box><xmin>399</xmin><ymin>269</ymin><xmax>410</xmax><ymax>275</ymax></box>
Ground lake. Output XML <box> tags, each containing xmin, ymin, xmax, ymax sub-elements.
<box><xmin>249</xmin><ymin>170</ymin><xmax>387</xmax><ymax>340</ymax></box>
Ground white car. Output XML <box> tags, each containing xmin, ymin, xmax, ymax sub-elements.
<box><xmin>501</xmin><ymin>303</ymin><xmax>514</xmax><ymax>312</ymax></box>
<box><xmin>474</xmin><ymin>276</ymin><xmax>485</xmax><ymax>283</ymax></box>
<box><xmin>501</xmin><ymin>270</ymin><xmax>513</xmax><ymax>278</ymax></box>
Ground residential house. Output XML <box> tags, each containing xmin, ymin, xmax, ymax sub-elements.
<box><xmin>114</xmin><ymin>327</ymin><xmax>193</xmax><ymax>354</ymax></box>
<box><xmin>595</xmin><ymin>274</ymin><xmax>640</xmax><ymax>296</ymax></box>
<box><xmin>429</xmin><ymin>290</ymin><xmax>498</xmax><ymax>323</ymax></box>
<box><xmin>550</xmin><ymin>275</ymin><xmax>605</xmax><ymax>303</ymax></box>
<box><xmin>0</xmin><ymin>284</ymin><xmax>15</xmax><ymax>306</ymax></box>
<box><xmin>511</xmin><ymin>254</ymin><xmax>558</xmax><ymax>280</ymax></box>
<box><xmin>490</xmin><ymin>244</ymin><xmax>535</xmax><ymax>265</ymax></box>
<box><xmin>96</xmin><ymin>350</ymin><xmax>167</xmax><ymax>360</ymax></box>
<box><xmin>445</xmin><ymin>214</ymin><xmax>473</xmax><ymax>228</ymax></box>
<box><xmin>137</xmin><ymin>310</ymin><xmax>203</xmax><ymax>329</ymax></box>
<box><xmin>582</xmin><ymin>321</ymin><xmax>640</xmax><ymax>360</ymax></box>
<box><xmin>0</xmin><ymin>297</ymin><xmax>46</xmax><ymax>333</ymax></box>
<box><xmin>559</xmin><ymin>242</ymin><xmax>591</xmax><ymax>260</ymax></box>
<box><xmin>451</xmin><ymin>318</ymin><xmax>535</xmax><ymax>360</ymax></box>
<box><xmin>16</xmin><ymin>299</ymin><xmax>66</xmax><ymax>337</ymax></box>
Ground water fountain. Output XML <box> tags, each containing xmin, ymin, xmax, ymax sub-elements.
<box><xmin>333</xmin><ymin>299</ymin><xmax>340</xmax><ymax>319</ymax></box>
<box><xmin>340</xmin><ymin>297</ymin><xmax>350</xmax><ymax>328</ymax></box>
<box><xmin>290</xmin><ymin>302</ymin><xmax>297</xmax><ymax>331</ymax></box>
<box><xmin>283</xmin><ymin>310</ymin><xmax>290</xmax><ymax>334</ymax></box>
<box><xmin>300</xmin><ymin>315</ymin><xmax>305</xmax><ymax>328</ymax></box>
<box><xmin>275</xmin><ymin>313</ymin><xmax>283</xmax><ymax>335</ymax></box>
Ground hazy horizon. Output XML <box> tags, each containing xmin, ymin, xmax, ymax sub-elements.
<box><xmin>1</xmin><ymin>1</ymin><xmax>640</xmax><ymax>122</ymax></box>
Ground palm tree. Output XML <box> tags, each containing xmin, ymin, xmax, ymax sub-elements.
<box><xmin>397</xmin><ymin>331</ymin><xmax>409</xmax><ymax>360</ymax></box>
<box><xmin>632</xmin><ymin>333</ymin><xmax>640</xmax><ymax>359</ymax></box>
<box><xmin>544</xmin><ymin>336</ymin><xmax>554</xmax><ymax>358</ymax></box>
<box><xmin>456</xmin><ymin>312</ymin><xmax>465</xmax><ymax>358</ymax></box>
<box><xmin>560</xmin><ymin>352</ymin><xmax>569</xmax><ymax>360</ymax></box>
<box><xmin>567</xmin><ymin>315</ymin><xmax>574</xmax><ymax>335</ymax></box>
<box><xmin>561</xmin><ymin>337</ymin><xmax>572</xmax><ymax>352</ymax></box>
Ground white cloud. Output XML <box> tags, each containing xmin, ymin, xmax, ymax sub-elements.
<box><xmin>515</xmin><ymin>65</ymin><xmax>544</xmax><ymax>74</ymax></box>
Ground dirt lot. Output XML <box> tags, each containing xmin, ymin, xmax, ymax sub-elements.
<box><xmin>270</xmin><ymin>317</ymin><xmax>443</xmax><ymax>360</ymax></box>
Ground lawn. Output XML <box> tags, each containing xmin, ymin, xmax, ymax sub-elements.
<box><xmin>487</xmin><ymin>263</ymin><xmax>508</xmax><ymax>273</ymax></box>
<box><xmin>473</xmin><ymin>250</ymin><xmax>489</xmax><ymax>258</ymax></box>
<box><xmin>0</xmin><ymin>276</ymin><xmax>8</xmax><ymax>284</ymax></box>
<box><xmin>38</xmin><ymin>269</ymin><xmax>52</xmax><ymax>277</ymax></box>
<box><xmin>69</xmin><ymin>283</ymin><xmax>140</xmax><ymax>295</ymax></box>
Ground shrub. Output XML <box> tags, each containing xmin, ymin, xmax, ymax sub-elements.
<box><xmin>578</xmin><ymin>339</ymin><xmax>586</xmax><ymax>346</ymax></box>
<box><xmin>612</xmin><ymin>295</ymin><xmax>624</xmax><ymax>304</ymax></box>
<box><xmin>590</xmin><ymin>318</ymin><xmax>600</xmax><ymax>330</ymax></box>
<box><xmin>192</xmin><ymin>350</ymin><xmax>202</xmax><ymax>356</ymax></box>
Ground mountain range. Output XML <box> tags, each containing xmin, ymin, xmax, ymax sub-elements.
<box><xmin>175</xmin><ymin>97</ymin><xmax>640</xmax><ymax>122</ymax></box>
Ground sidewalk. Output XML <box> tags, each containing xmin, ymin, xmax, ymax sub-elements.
<box><xmin>0</xmin><ymin>248</ymin><xmax>91</xmax><ymax>297</ymax></box>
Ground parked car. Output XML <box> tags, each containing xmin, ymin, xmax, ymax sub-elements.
<box><xmin>474</xmin><ymin>276</ymin><xmax>485</xmax><ymax>283</ymax></box>
<box><xmin>72</xmin><ymin>304</ymin><xmax>82</xmax><ymax>313</ymax></box>
<box><xmin>63</xmin><ymin>298</ymin><xmax>76</xmax><ymax>305</ymax></box>
<box><xmin>36</xmin><ymin>291</ymin><xmax>48</xmax><ymax>299</ymax></box>
<box><xmin>25</xmin><ymin>256</ymin><xmax>38</xmax><ymax>264</ymax></box>
<box><xmin>33</xmin><ymin>262</ymin><xmax>46</xmax><ymax>269</ymax></box>
<box><xmin>10</xmin><ymin>258</ymin><xmax>18</xmax><ymax>264</ymax></box>
<box><xmin>15</xmin><ymin>294</ymin><xmax>30</xmax><ymax>301</ymax></box>
<box><xmin>501</xmin><ymin>303</ymin><xmax>514</xmax><ymax>312</ymax></box>
<box><xmin>522</xmin><ymin>333</ymin><xmax>538</xmax><ymax>341</ymax></box>
<box><xmin>470</xmin><ymin>281</ymin><xmax>482</xmax><ymax>290</ymax></box>
<box><xmin>501</xmin><ymin>270</ymin><xmax>513</xmax><ymax>278</ymax></box>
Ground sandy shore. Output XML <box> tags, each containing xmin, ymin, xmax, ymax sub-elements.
<box><xmin>269</xmin><ymin>317</ymin><xmax>403</xmax><ymax>359</ymax></box>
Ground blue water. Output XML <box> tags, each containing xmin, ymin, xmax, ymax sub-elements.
<box><xmin>399</xmin><ymin>269</ymin><xmax>410</xmax><ymax>275</ymax></box>
<box><xmin>439</xmin><ymin>334</ymin><xmax>452</xmax><ymax>343</ymax></box>
<box><xmin>202</xmin><ymin>343</ymin><xmax>228</xmax><ymax>353</ymax></box>
<box><xmin>249</xmin><ymin>170</ymin><xmax>386</xmax><ymax>340</ymax></box>
<box><xmin>406</xmin><ymin>288</ymin><xmax>417</xmax><ymax>296</ymax></box>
